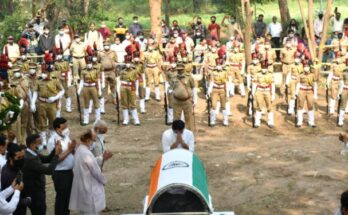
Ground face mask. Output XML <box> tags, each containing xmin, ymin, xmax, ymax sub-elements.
<box><xmin>304</xmin><ymin>67</ymin><xmax>310</xmax><ymax>72</ymax></box>
<box><xmin>319</xmin><ymin>15</ymin><xmax>323</xmax><ymax>19</ymax></box>
<box><xmin>295</xmin><ymin>58</ymin><xmax>301</xmax><ymax>64</ymax></box>
<box><xmin>62</xmin><ymin>128</ymin><xmax>70</xmax><ymax>137</ymax></box>
<box><xmin>126</xmin><ymin>35</ymin><xmax>130</xmax><ymax>40</ymax></box>
<box><xmin>252</xmin><ymin>59</ymin><xmax>259</xmax><ymax>65</ymax></box>
<box><xmin>171</xmin><ymin>63</ymin><xmax>177</xmax><ymax>68</ymax></box>
<box><xmin>196</xmin><ymin>33</ymin><xmax>201</xmax><ymax>36</ymax></box>
<box><xmin>211</xmin><ymin>48</ymin><xmax>217</xmax><ymax>53</ymax></box>
<box><xmin>13</xmin><ymin>158</ymin><xmax>24</xmax><ymax>169</ymax></box>
<box><xmin>115</xmin><ymin>41</ymin><xmax>120</xmax><ymax>45</ymax></box>
<box><xmin>41</xmin><ymin>73</ymin><xmax>48</xmax><ymax>79</ymax></box>
<box><xmin>234</xmin><ymin>48</ymin><xmax>239</xmax><ymax>52</ymax></box>
<box><xmin>197</xmin><ymin>21</ymin><xmax>202</xmax><ymax>25</ymax></box>
<box><xmin>35</xmin><ymin>144</ymin><xmax>43</xmax><ymax>153</ymax></box>
<box><xmin>56</xmin><ymin>55</ymin><xmax>62</xmax><ymax>60</ymax></box>
<box><xmin>59</xmin><ymin>31</ymin><xmax>64</xmax><ymax>36</ymax></box>
<box><xmin>230</xmin><ymin>19</ymin><xmax>236</xmax><ymax>23</ymax></box>
<box><xmin>262</xmin><ymin>69</ymin><xmax>267</xmax><ymax>74</ymax></box>
<box><xmin>89</xmin><ymin>142</ymin><xmax>96</xmax><ymax>151</ymax></box>
<box><xmin>21</xmin><ymin>55</ymin><xmax>27</xmax><ymax>61</ymax></box>
<box><xmin>126</xmin><ymin>63</ymin><xmax>131</xmax><ymax>68</ymax></box>
<box><xmin>92</xmin><ymin>57</ymin><xmax>97</xmax><ymax>62</ymax></box>
<box><xmin>14</xmin><ymin>72</ymin><xmax>21</xmax><ymax>78</ymax></box>
<box><xmin>87</xmin><ymin>64</ymin><xmax>93</xmax><ymax>69</ymax></box>
<box><xmin>29</xmin><ymin>69</ymin><xmax>36</xmax><ymax>75</ymax></box>
<box><xmin>104</xmin><ymin>46</ymin><xmax>110</xmax><ymax>50</ymax></box>
<box><xmin>182</xmin><ymin>58</ymin><xmax>188</xmax><ymax>62</ymax></box>
<box><xmin>0</xmin><ymin>82</ymin><xmax>3</xmax><ymax>87</ymax></box>
<box><xmin>174</xmin><ymin>34</ymin><xmax>178</xmax><ymax>38</ymax></box>
<box><xmin>286</xmin><ymin>43</ymin><xmax>291</xmax><ymax>48</ymax></box>
<box><xmin>76</xmin><ymin>38</ymin><xmax>81</xmax><ymax>43</ymax></box>
<box><xmin>134</xmin><ymin>58</ymin><xmax>140</xmax><ymax>62</ymax></box>
<box><xmin>216</xmin><ymin>65</ymin><xmax>222</xmax><ymax>71</ymax></box>
<box><xmin>148</xmin><ymin>47</ymin><xmax>154</xmax><ymax>51</ymax></box>
<box><xmin>133</xmin><ymin>20</ymin><xmax>138</xmax><ymax>24</ymax></box>
<box><xmin>211</xmin><ymin>20</ymin><xmax>216</xmax><ymax>23</ymax></box>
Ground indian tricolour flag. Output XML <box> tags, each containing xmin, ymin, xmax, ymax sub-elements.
<box><xmin>145</xmin><ymin>149</ymin><xmax>212</xmax><ymax>213</ymax></box>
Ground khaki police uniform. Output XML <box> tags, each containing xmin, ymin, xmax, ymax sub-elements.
<box><xmin>143</xmin><ymin>49</ymin><xmax>162</xmax><ymax>100</ymax></box>
<box><xmin>70</xmin><ymin>41</ymin><xmax>86</xmax><ymax>79</ymax></box>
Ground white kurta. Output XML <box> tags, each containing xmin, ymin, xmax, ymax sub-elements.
<box><xmin>69</xmin><ymin>144</ymin><xmax>106</xmax><ymax>214</ymax></box>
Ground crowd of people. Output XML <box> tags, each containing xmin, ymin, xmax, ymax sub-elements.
<box><xmin>0</xmin><ymin>7</ymin><xmax>347</xmax><ymax>214</ymax></box>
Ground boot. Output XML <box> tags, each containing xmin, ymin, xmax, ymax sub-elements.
<box><xmin>254</xmin><ymin>111</ymin><xmax>262</xmax><ymax>128</ymax></box>
<box><xmin>167</xmin><ymin>108</ymin><xmax>174</xmax><ymax>124</ymax></box>
<box><xmin>267</xmin><ymin>112</ymin><xmax>274</xmax><ymax>128</ymax></box>
<box><xmin>210</xmin><ymin>110</ymin><xmax>216</xmax><ymax>126</ymax></box>
<box><xmin>66</xmin><ymin>97</ymin><xmax>72</xmax><ymax>113</ymax></box>
<box><xmin>230</xmin><ymin>83</ymin><xmax>235</xmax><ymax>97</ymax></box>
<box><xmin>95</xmin><ymin>108</ymin><xmax>101</xmax><ymax>121</ymax></box>
<box><xmin>145</xmin><ymin>87</ymin><xmax>151</xmax><ymax>101</ymax></box>
<box><xmin>338</xmin><ymin>109</ymin><xmax>345</xmax><ymax>127</ymax></box>
<box><xmin>56</xmin><ymin>99</ymin><xmax>61</xmax><ymax>118</ymax></box>
<box><xmin>308</xmin><ymin>109</ymin><xmax>316</xmax><ymax>128</ymax></box>
<box><xmin>88</xmin><ymin>100</ymin><xmax>93</xmax><ymax>114</ymax></box>
<box><xmin>180</xmin><ymin>111</ymin><xmax>185</xmax><ymax>122</ymax></box>
<box><xmin>100</xmin><ymin>97</ymin><xmax>105</xmax><ymax>114</ymax></box>
<box><xmin>239</xmin><ymin>83</ymin><xmax>246</xmax><ymax>97</ymax></box>
<box><xmin>39</xmin><ymin>131</ymin><xmax>47</xmax><ymax>148</ymax></box>
<box><xmin>223</xmin><ymin>110</ymin><xmax>229</xmax><ymax>126</ymax></box>
<box><xmin>83</xmin><ymin>108</ymin><xmax>90</xmax><ymax>126</ymax></box>
<box><xmin>296</xmin><ymin>109</ymin><xmax>304</xmax><ymax>127</ymax></box>
<box><xmin>140</xmin><ymin>99</ymin><xmax>146</xmax><ymax>113</ymax></box>
<box><xmin>329</xmin><ymin>98</ymin><xmax>336</xmax><ymax>115</ymax></box>
<box><xmin>226</xmin><ymin>101</ymin><xmax>232</xmax><ymax>116</ymax></box>
<box><xmin>288</xmin><ymin>99</ymin><xmax>295</xmax><ymax>115</ymax></box>
<box><xmin>131</xmin><ymin>109</ymin><xmax>141</xmax><ymax>126</ymax></box>
<box><xmin>122</xmin><ymin>109</ymin><xmax>129</xmax><ymax>125</ymax></box>
<box><xmin>155</xmin><ymin>87</ymin><xmax>161</xmax><ymax>101</ymax></box>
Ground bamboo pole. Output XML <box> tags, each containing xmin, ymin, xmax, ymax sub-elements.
<box><xmin>243</xmin><ymin>0</ymin><xmax>253</xmax><ymax>65</ymax></box>
<box><xmin>308</xmin><ymin>0</ymin><xmax>317</xmax><ymax>57</ymax></box>
<box><xmin>318</xmin><ymin>0</ymin><xmax>332</xmax><ymax>62</ymax></box>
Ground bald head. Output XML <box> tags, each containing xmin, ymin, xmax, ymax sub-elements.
<box><xmin>93</xmin><ymin>119</ymin><xmax>108</xmax><ymax>134</ymax></box>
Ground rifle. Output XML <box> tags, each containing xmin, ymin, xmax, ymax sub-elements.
<box><xmin>247</xmin><ymin>91</ymin><xmax>255</xmax><ymax>127</ymax></box>
<box><xmin>164</xmin><ymin>87</ymin><xmax>168</xmax><ymax>125</ymax></box>
<box><xmin>75</xmin><ymin>83</ymin><xmax>82</xmax><ymax>125</ymax></box>
<box><xmin>285</xmin><ymin>84</ymin><xmax>289</xmax><ymax>113</ymax></box>
<box><xmin>337</xmin><ymin>94</ymin><xmax>342</xmax><ymax>125</ymax></box>
<box><xmin>295</xmin><ymin>95</ymin><xmax>298</xmax><ymax>125</ymax></box>
<box><xmin>326</xmin><ymin>85</ymin><xmax>329</xmax><ymax>114</ymax></box>
<box><xmin>115</xmin><ymin>88</ymin><xmax>120</xmax><ymax>125</ymax></box>
<box><xmin>202</xmin><ymin>69</ymin><xmax>212</xmax><ymax>126</ymax></box>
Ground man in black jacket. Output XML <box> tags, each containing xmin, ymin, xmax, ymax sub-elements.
<box><xmin>22</xmin><ymin>134</ymin><xmax>62</xmax><ymax>215</ymax></box>
<box><xmin>38</xmin><ymin>26</ymin><xmax>55</xmax><ymax>54</ymax></box>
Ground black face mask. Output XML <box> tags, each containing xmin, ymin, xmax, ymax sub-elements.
<box><xmin>36</xmin><ymin>19</ymin><xmax>40</xmax><ymax>24</ymax></box>
<box><xmin>13</xmin><ymin>159</ymin><xmax>24</xmax><ymax>170</ymax></box>
<box><xmin>197</xmin><ymin>21</ymin><xmax>202</xmax><ymax>25</ymax></box>
<box><xmin>319</xmin><ymin>15</ymin><xmax>323</xmax><ymax>19</ymax></box>
<box><xmin>211</xmin><ymin>20</ymin><xmax>216</xmax><ymax>23</ymax></box>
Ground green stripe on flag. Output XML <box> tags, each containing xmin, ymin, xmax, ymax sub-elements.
<box><xmin>192</xmin><ymin>153</ymin><xmax>209</xmax><ymax>202</ymax></box>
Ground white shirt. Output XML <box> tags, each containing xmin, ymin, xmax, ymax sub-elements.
<box><xmin>55</xmin><ymin>34</ymin><xmax>71</xmax><ymax>56</ymax></box>
<box><xmin>0</xmin><ymin>154</ymin><xmax>6</xmax><ymax>170</ymax></box>
<box><xmin>84</xmin><ymin>30</ymin><xmax>103</xmax><ymax>51</ymax></box>
<box><xmin>2</xmin><ymin>44</ymin><xmax>20</xmax><ymax>59</ymax></box>
<box><xmin>268</xmin><ymin>22</ymin><xmax>282</xmax><ymax>37</ymax></box>
<box><xmin>91</xmin><ymin>135</ymin><xmax>106</xmax><ymax>168</ymax></box>
<box><xmin>47</xmin><ymin>131</ymin><xmax>74</xmax><ymax>171</ymax></box>
<box><xmin>175</xmin><ymin>37</ymin><xmax>183</xmax><ymax>46</ymax></box>
<box><xmin>121</xmin><ymin>39</ymin><xmax>131</xmax><ymax>49</ymax></box>
<box><xmin>332</xmin><ymin>18</ymin><xmax>344</xmax><ymax>33</ymax></box>
<box><xmin>0</xmin><ymin>186</ymin><xmax>20</xmax><ymax>215</ymax></box>
<box><xmin>110</xmin><ymin>43</ymin><xmax>126</xmax><ymax>63</ymax></box>
<box><xmin>135</xmin><ymin>38</ymin><xmax>147</xmax><ymax>52</ymax></box>
<box><xmin>314</xmin><ymin>18</ymin><xmax>324</xmax><ymax>37</ymax></box>
<box><xmin>162</xmin><ymin>129</ymin><xmax>195</xmax><ymax>153</ymax></box>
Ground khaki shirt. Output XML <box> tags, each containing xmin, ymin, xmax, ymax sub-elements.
<box><xmin>281</xmin><ymin>47</ymin><xmax>296</xmax><ymax>64</ymax></box>
<box><xmin>172</xmin><ymin>73</ymin><xmax>195</xmax><ymax>100</ymax></box>
<box><xmin>260</xmin><ymin>49</ymin><xmax>276</xmax><ymax>64</ymax></box>
<box><xmin>98</xmin><ymin>51</ymin><xmax>117</xmax><ymax>71</ymax></box>
<box><xmin>291</xmin><ymin>64</ymin><xmax>304</xmax><ymax>81</ymax></box>
<box><xmin>70</xmin><ymin>42</ymin><xmax>85</xmax><ymax>58</ymax></box>
<box><xmin>254</xmin><ymin>72</ymin><xmax>274</xmax><ymax>88</ymax></box>
<box><xmin>144</xmin><ymin>50</ymin><xmax>162</xmax><ymax>65</ymax></box>
<box><xmin>248</xmin><ymin>64</ymin><xmax>261</xmax><ymax>78</ymax></box>
<box><xmin>204</xmin><ymin>52</ymin><xmax>219</xmax><ymax>68</ymax></box>
<box><xmin>35</xmin><ymin>77</ymin><xmax>63</xmax><ymax>98</ymax></box>
<box><xmin>82</xmin><ymin>68</ymin><xmax>100</xmax><ymax>83</ymax></box>
<box><xmin>332</xmin><ymin>63</ymin><xmax>345</xmax><ymax>79</ymax></box>
<box><xmin>227</xmin><ymin>52</ymin><xmax>243</xmax><ymax>65</ymax></box>
<box><xmin>165</xmin><ymin>68</ymin><xmax>178</xmax><ymax>90</ymax></box>
<box><xmin>120</xmin><ymin>67</ymin><xmax>140</xmax><ymax>82</ymax></box>
<box><xmin>210</xmin><ymin>69</ymin><xmax>228</xmax><ymax>85</ymax></box>
<box><xmin>8</xmin><ymin>78</ymin><xmax>28</xmax><ymax>100</ymax></box>
<box><xmin>55</xmin><ymin>61</ymin><xmax>70</xmax><ymax>80</ymax></box>
<box><xmin>299</xmin><ymin>73</ymin><xmax>315</xmax><ymax>87</ymax></box>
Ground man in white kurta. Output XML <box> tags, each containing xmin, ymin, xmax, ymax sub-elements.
<box><xmin>69</xmin><ymin>143</ymin><xmax>105</xmax><ymax>215</ymax></box>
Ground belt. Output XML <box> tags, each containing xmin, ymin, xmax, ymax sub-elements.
<box><xmin>39</xmin><ymin>97</ymin><xmax>49</xmax><ymax>103</ymax></box>
<box><xmin>283</xmin><ymin>62</ymin><xmax>293</xmax><ymax>65</ymax></box>
<box><xmin>121</xmin><ymin>81</ymin><xmax>133</xmax><ymax>86</ymax></box>
<box><xmin>104</xmin><ymin>68</ymin><xmax>114</xmax><ymax>72</ymax></box>
<box><xmin>291</xmin><ymin>76</ymin><xmax>297</xmax><ymax>80</ymax></box>
<box><xmin>73</xmin><ymin>56</ymin><xmax>85</xmax><ymax>59</ymax></box>
<box><xmin>213</xmin><ymin>83</ymin><xmax>225</xmax><ymax>89</ymax></box>
<box><xmin>257</xmin><ymin>85</ymin><xmax>270</xmax><ymax>89</ymax></box>
<box><xmin>300</xmin><ymin>85</ymin><xmax>313</xmax><ymax>91</ymax></box>
<box><xmin>267</xmin><ymin>63</ymin><xmax>273</xmax><ymax>66</ymax></box>
<box><xmin>344</xmin><ymin>86</ymin><xmax>348</xmax><ymax>90</ymax></box>
<box><xmin>84</xmin><ymin>82</ymin><xmax>96</xmax><ymax>87</ymax></box>
<box><xmin>173</xmin><ymin>95</ymin><xmax>191</xmax><ymax>101</ymax></box>
<box><xmin>332</xmin><ymin>76</ymin><xmax>341</xmax><ymax>81</ymax></box>
<box><xmin>230</xmin><ymin>63</ymin><xmax>240</xmax><ymax>67</ymax></box>
<box><xmin>146</xmin><ymin>64</ymin><xmax>157</xmax><ymax>68</ymax></box>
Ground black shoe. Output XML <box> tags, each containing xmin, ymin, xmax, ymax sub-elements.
<box><xmin>135</xmin><ymin>123</ymin><xmax>141</xmax><ymax>126</ymax></box>
<box><xmin>310</xmin><ymin>125</ymin><xmax>316</xmax><ymax>128</ymax></box>
<box><xmin>295</xmin><ymin>125</ymin><xmax>301</xmax><ymax>128</ymax></box>
<box><xmin>338</xmin><ymin>124</ymin><xmax>343</xmax><ymax>127</ymax></box>
<box><xmin>101</xmin><ymin>112</ymin><xmax>106</xmax><ymax>115</ymax></box>
<box><xmin>268</xmin><ymin>125</ymin><xmax>274</xmax><ymax>129</ymax></box>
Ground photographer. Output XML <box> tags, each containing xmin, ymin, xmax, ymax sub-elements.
<box><xmin>1</xmin><ymin>143</ymin><xmax>30</xmax><ymax>215</ymax></box>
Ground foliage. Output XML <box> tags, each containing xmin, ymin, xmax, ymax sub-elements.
<box><xmin>0</xmin><ymin>10</ymin><xmax>28</xmax><ymax>48</ymax></box>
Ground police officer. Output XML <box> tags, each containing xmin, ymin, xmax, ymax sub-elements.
<box><xmin>120</xmin><ymin>56</ymin><xmax>141</xmax><ymax>125</ymax></box>
<box><xmin>295</xmin><ymin>62</ymin><xmax>317</xmax><ymax>128</ymax></box>
<box><xmin>281</xmin><ymin>39</ymin><xmax>296</xmax><ymax>91</ymax></box>
<box><xmin>70</xmin><ymin>34</ymin><xmax>86</xmax><ymax>81</ymax></box>
<box><xmin>226</xmin><ymin>43</ymin><xmax>245</xmax><ymax>97</ymax></box>
<box><xmin>164</xmin><ymin>57</ymin><xmax>178</xmax><ymax>124</ymax></box>
<box><xmin>252</xmin><ymin>61</ymin><xmax>275</xmax><ymax>128</ymax></box>
<box><xmin>77</xmin><ymin>59</ymin><xmax>102</xmax><ymax>126</ymax></box>
<box><xmin>287</xmin><ymin>58</ymin><xmax>303</xmax><ymax>115</ymax></box>
<box><xmin>143</xmin><ymin>44</ymin><xmax>162</xmax><ymax>101</ymax></box>
<box><xmin>338</xmin><ymin>68</ymin><xmax>348</xmax><ymax>127</ymax></box>
<box><xmin>327</xmin><ymin>58</ymin><xmax>345</xmax><ymax>115</ymax></box>
<box><xmin>134</xmin><ymin>52</ymin><xmax>146</xmax><ymax>114</ymax></box>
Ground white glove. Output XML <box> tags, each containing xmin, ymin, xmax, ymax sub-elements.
<box><xmin>8</xmin><ymin>62</ymin><xmax>12</xmax><ymax>68</ymax></box>
<box><xmin>271</xmin><ymin>83</ymin><xmax>275</xmax><ymax>101</ymax></box>
<box><xmin>252</xmin><ymin>83</ymin><xmax>257</xmax><ymax>96</ymax></box>
<box><xmin>7</xmin><ymin>111</ymin><xmax>14</xmax><ymax>118</ymax></box>
<box><xmin>246</xmin><ymin>74</ymin><xmax>251</xmax><ymax>90</ymax></box>
<box><xmin>98</xmin><ymin>79</ymin><xmax>102</xmax><ymax>97</ymax></box>
<box><xmin>30</xmin><ymin>103</ymin><xmax>36</xmax><ymax>112</ymax></box>
<box><xmin>47</xmin><ymin>97</ymin><xmax>56</xmax><ymax>103</ymax></box>
<box><xmin>326</xmin><ymin>72</ymin><xmax>333</xmax><ymax>88</ymax></box>
<box><xmin>313</xmin><ymin>82</ymin><xmax>318</xmax><ymax>100</ymax></box>
<box><xmin>142</xmin><ymin>74</ymin><xmax>146</xmax><ymax>88</ymax></box>
<box><xmin>295</xmin><ymin>83</ymin><xmax>300</xmax><ymax>96</ymax></box>
<box><xmin>164</xmin><ymin>82</ymin><xmax>169</xmax><ymax>93</ymax></box>
<box><xmin>101</xmin><ymin>72</ymin><xmax>105</xmax><ymax>89</ymax></box>
<box><xmin>78</xmin><ymin>80</ymin><xmax>84</xmax><ymax>95</ymax></box>
<box><xmin>19</xmin><ymin>99</ymin><xmax>24</xmax><ymax>109</ymax></box>
<box><xmin>285</xmin><ymin>72</ymin><xmax>291</xmax><ymax>86</ymax></box>
<box><xmin>207</xmin><ymin>84</ymin><xmax>213</xmax><ymax>96</ymax></box>
<box><xmin>192</xmin><ymin>88</ymin><xmax>197</xmax><ymax>106</ymax></box>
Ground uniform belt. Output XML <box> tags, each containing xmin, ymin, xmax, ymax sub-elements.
<box><xmin>73</xmin><ymin>56</ymin><xmax>85</xmax><ymax>59</ymax></box>
<box><xmin>213</xmin><ymin>84</ymin><xmax>225</xmax><ymax>89</ymax></box>
<box><xmin>257</xmin><ymin>85</ymin><xmax>270</xmax><ymax>89</ymax></box>
<box><xmin>344</xmin><ymin>86</ymin><xmax>348</xmax><ymax>90</ymax></box>
<box><xmin>283</xmin><ymin>62</ymin><xmax>293</xmax><ymax>65</ymax></box>
<box><xmin>84</xmin><ymin>82</ymin><xmax>96</xmax><ymax>87</ymax></box>
<box><xmin>104</xmin><ymin>68</ymin><xmax>114</xmax><ymax>72</ymax></box>
<box><xmin>291</xmin><ymin>76</ymin><xmax>297</xmax><ymax>80</ymax></box>
<box><xmin>39</xmin><ymin>97</ymin><xmax>49</xmax><ymax>102</ymax></box>
<box><xmin>332</xmin><ymin>76</ymin><xmax>341</xmax><ymax>81</ymax></box>
<box><xmin>230</xmin><ymin>63</ymin><xmax>240</xmax><ymax>67</ymax></box>
<box><xmin>267</xmin><ymin>63</ymin><xmax>273</xmax><ymax>66</ymax></box>
<box><xmin>173</xmin><ymin>95</ymin><xmax>191</xmax><ymax>101</ymax></box>
<box><xmin>146</xmin><ymin>64</ymin><xmax>157</xmax><ymax>68</ymax></box>
<box><xmin>121</xmin><ymin>81</ymin><xmax>133</xmax><ymax>86</ymax></box>
<box><xmin>300</xmin><ymin>86</ymin><xmax>313</xmax><ymax>91</ymax></box>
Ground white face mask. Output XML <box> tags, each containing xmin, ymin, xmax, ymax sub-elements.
<box><xmin>304</xmin><ymin>67</ymin><xmax>310</xmax><ymax>72</ymax></box>
<box><xmin>133</xmin><ymin>20</ymin><xmax>138</xmax><ymax>24</ymax></box>
<box><xmin>21</xmin><ymin>55</ymin><xmax>27</xmax><ymax>61</ymax></box>
<box><xmin>286</xmin><ymin>43</ymin><xmax>291</xmax><ymax>48</ymax></box>
<box><xmin>92</xmin><ymin>57</ymin><xmax>97</xmax><ymax>62</ymax></box>
<box><xmin>211</xmin><ymin>48</ymin><xmax>217</xmax><ymax>53</ymax></box>
<box><xmin>59</xmin><ymin>31</ymin><xmax>64</xmax><ymax>36</ymax></box>
<box><xmin>62</xmin><ymin>128</ymin><xmax>70</xmax><ymax>137</ymax></box>
<box><xmin>126</xmin><ymin>35</ymin><xmax>130</xmax><ymax>40</ymax></box>
<box><xmin>41</xmin><ymin>73</ymin><xmax>48</xmax><ymax>79</ymax></box>
<box><xmin>171</xmin><ymin>63</ymin><xmax>177</xmax><ymax>68</ymax></box>
<box><xmin>76</xmin><ymin>38</ymin><xmax>81</xmax><ymax>43</ymax></box>
<box><xmin>14</xmin><ymin>72</ymin><xmax>21</xmax><ymax>78</ymax></box>
<box><xmin>216</xmin><ymin>65</ymin><xmax>222</xmax><ymax>70</ymax></box>
<box><xmin>234</xmin><ymin>48</ymin><xmax>239</xmax><ymax>52</ymax></box>
<box><xmin>87</xmin><ymin>64</ymin><xmax>93</xmax><ymax>69</ymax></box>
<box><xmin>252</xmin><ymin>59</ymin><xmax>259</xmax><ymax>65</ymax></box>
<box><xmin>104</xmin><ymin>46</ymin><xmax>110</xmax><ymax>50</ymax></box>
<box><xmin>29</xmin><ymin>69</ymin><xmax>36</xmax><ymax>75</ymax></box>
<box><xmin>182</xmin><ymin>57</ymin><xmax>188</xmax><ymax>62</ymax></box>
<box><xmin>295</xmin><ymin>58</ymin><xmax>301</xmax><ymax>64</ymax></box>
<box><xmin>0</xmin><ymin>82</ymin><xmax>3</xmax><ymax>87</ymax></box>
<box><xmin>174</xmin><ymin>34</ymin><xmax>178</xmax><ymax>38</ymax></box>
<box><xmin>126</xmin><ymin>63</ymin><xmax>131</xmax><ymax>68</ymax></box>
<box><xmin>56</xmin><ymin>55</ymin><xmax>62</xmax><ymax>60</ymax></box>
<box><xmin>134</xmin><ymin>58</ymin><xmax>140</xmax><ymax>62</ymax></box>
<box><xmin>262</xmin><ymin>69</ymin><xmax>267</xmax><ymax>74</ymax></box>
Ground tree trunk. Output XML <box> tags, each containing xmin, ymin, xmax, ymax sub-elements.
<box><xmin>278</xmin><ymin>0</ymin><xmax>290</xmax><ymax>31</ymax></box>
<box><xmin>149</xmin><ymin>0</ymin><xmax>162</xmax><ymax>41</ymax></box>
<box><xmin>165</xmin><ymin>0</ymin><xmax>170</xmax><ymax>26</ymax></box>
<box><xmin>308</xmin><ymin>0</ymin><xmax>316</xmax><ymax>57</ymax></box>
<box><xmin>84</xmin><ymin>0</ymin><xmax>90</xmax><ymax>15</ymax></box>
<box><xmin>244</xmin><ymin>0</ymin><xmax>253</xmax><ymax>65</ymax></box>
<box><xmin>193</xmin><ymin>0</ymin><xmax>201</xmax><ymax>13</ymax></box>
<box><xmin>32</xmin><ymin>0</ymin><xmax>36</xmax><ymax>18</ymax></box>
<box><xmin>318</xmin><ymin>0</ymin><xmax>332</xmax><ymax>62</ymax></box>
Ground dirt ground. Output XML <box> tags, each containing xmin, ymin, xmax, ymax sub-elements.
<box><xmin>43</xmin><ymin>80</ymin><xmax>348</xmax><ymax>215</ymax></box>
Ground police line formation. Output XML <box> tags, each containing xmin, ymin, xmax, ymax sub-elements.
<box><xmin>0</xmin><ymin>21</ymin><xmax>348</xmax><ymax>148</ymax></box>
